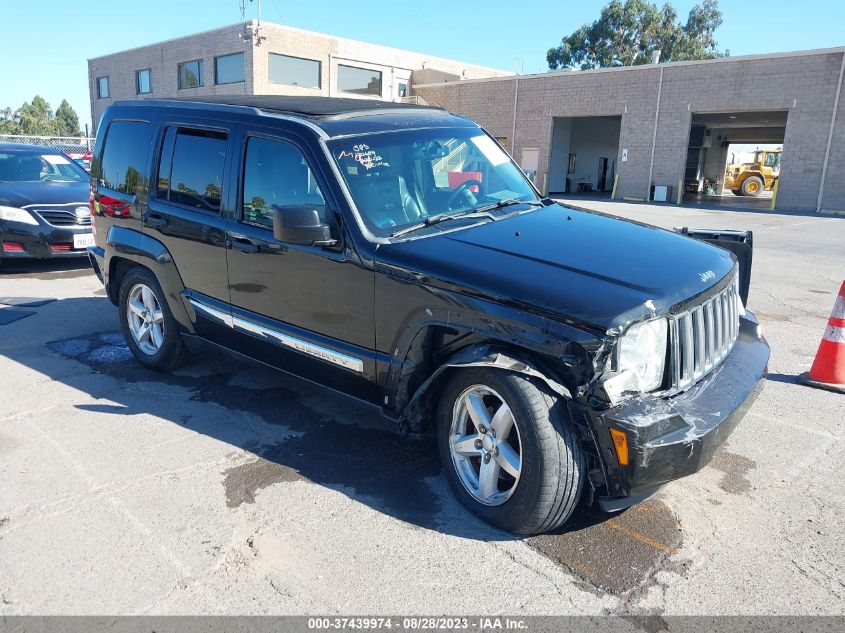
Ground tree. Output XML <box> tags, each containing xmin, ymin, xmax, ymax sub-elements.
<box><xmin>13</xmin><ymin>96</ymin><xmax>58</xmax><ymax>135</ymax></box>
<box><xmin>0</xmin><ymin>96</ymin><xmax>84</xmax><ymax>136</ymax></box>
<box><xmin>0</xmin><ymin>107</ymin><xmax>15</xmax><ymax>134</ymax></box>
<box><xmin>55</xmin><ymin>100</ymin><xmax>82</xmax><ymax>137</ymax></box>
<box><xmin>547</xmin><ymin>0</ymin><xmax>726</xmax><ymax>70</ymax></box>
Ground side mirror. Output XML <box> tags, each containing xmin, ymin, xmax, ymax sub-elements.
<box><xmin>272</xmin><ymin>205</ymin><xmax>337</xmax><ymax>247</ymax></box>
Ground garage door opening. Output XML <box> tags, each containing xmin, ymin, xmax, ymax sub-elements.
<box><xmin>548</xmin><ymin>116</ymin><xmax>621</xmax><ymax>196</ymax></box>
<box><xmin>683</xmin><ymin>111</ymin><xmax>787</xmax><ymax>210</ymax></box>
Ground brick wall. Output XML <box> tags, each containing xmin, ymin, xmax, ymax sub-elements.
<box><xmin>821</xmin><ymin>56</ymin><xmax>845</xmax><ymax>213</ymax></box>
<box><xmin>88</xmin><ymin>24</ymin><xmax>252</xmax><ymax>131</ymax></box>
<box><xmin>417</xmin><ymin>50</ymin><xmax>845</xmax><ymax>212</ymax></box>
<box><xmin>88</xmin><ymin>21</ymin><xmax>509</xmax><ymax>130</ymax></box>
<box><xmin>253</xmin><ymin>23</ymin><xmax>507</xmax><ymax>100</ymax></box>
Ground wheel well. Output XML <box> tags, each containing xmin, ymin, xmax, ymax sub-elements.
<box><xmin>394</xmin><ymin>325</ymin><xmax>581</xmax><ymax>437</ymax></box>
<box><xmin>107</xmin><ymin>257</ymin><xmax>142</xmax><ymax>305</ymax></box>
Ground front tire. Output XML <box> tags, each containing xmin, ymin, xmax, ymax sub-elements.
<box><xmin>741</xmin><ymin>176</ymin><xmax>764</xmax><ymax>197</ymax></box>
<box><xmin>437</xmin><ymin>368</ymin><xmax>584</xmax><ymax>534</ymax></box>
<box><xmin>118</xmin><ymin>267</ymin><xmax>188</xmax><ymax>370</ymax></box>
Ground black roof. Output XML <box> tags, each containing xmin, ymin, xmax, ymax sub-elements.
<box><xmin>169</xmin><ymin>95</ymin><xmax>442</xmax><ymax>119</ymax></box>
<box><xmin>111</xmin><ymin>96</ymin><xmax>475</xmax><ymax>137</ymax></box>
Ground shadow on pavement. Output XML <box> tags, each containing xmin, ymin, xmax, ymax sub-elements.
<box><xmin>3</xmin><ymin>295</ymin><xmax>685</xmax><ymax>595</ymax></box>
<box><xmin>0</xmin><ymin>257</ymin><xmax>92</xmax><ymax>279</ymax></box>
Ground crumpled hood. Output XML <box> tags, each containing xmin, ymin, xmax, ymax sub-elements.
<box><xmin>0</xmin><ymin>181</ymin><xmax>89</xmax><ymax>207</ymax></box>
<box><xmin>376</xmin><ymin>204</ymin><xmax>735</xmax><ymax>332</ymax></box>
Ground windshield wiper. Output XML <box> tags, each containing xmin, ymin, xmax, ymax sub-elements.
<box><xmin>390</xmin><ymin>210</ymin><xmax>498</xmax><ymax>238</ymax></box>
<box><xmin>472</xmin><ymin>198</ymin><xmax>545</xmax><ymax>214</ymax></box>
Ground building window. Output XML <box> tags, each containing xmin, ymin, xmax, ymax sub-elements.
<box><xmin>337</xmin><ymin>64</ymin><xmax>382</xmax><ymax>96</ymax></box>
<box><xmin>96</xmin><ymin>76</ymin><xmax>110</xmax><ymax>99</ymax></box>
<box><xmin>136</xmin><ymin>69</ymin><xmax>152</xmax><ymax>94</ymax></box>
<box><xmin>268</xmin><ymin>53</ymin><xmax>321</xmax><ymax>89</ymax></box>
<box><xmin>215</xmin><ymin>52</ymin><xmax>244</xmax><ymax>85</ymax></box>
<box><xmin>397</xmin><ymin>82</ymin><xmax>408</xmax><ymax>98</ymax></box>
<box><xmin>157</xmin><ymin>126</ymin><xmax>227</xmax><ymax>213</ymax></box>
<box><xmin>178</xmin><ymin>59</ymin><xmax>204</xmax><ymax>89</ymax></box>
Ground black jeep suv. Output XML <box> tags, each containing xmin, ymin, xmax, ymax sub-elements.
<box><xmin>88</xmin><ymin>96</ymin><xmax>769</xmax><ymax>534</ymax></box>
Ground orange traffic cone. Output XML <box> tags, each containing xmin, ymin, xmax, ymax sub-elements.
<box><xmin>798</xmin><ymin>281</ymin><xmax>845</xmax><ymax>394</ymax></box>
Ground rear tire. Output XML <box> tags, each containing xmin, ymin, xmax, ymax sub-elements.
<box><xmin>437</xmin><ymin>368</ymin><xmax>585</xmax><ymax>535</ymax></box>
<box><xmin>741</xmin><ymin>176</ymin><xmax>764</xmax><ymax>197</ymax></box>
<box><xmin>118</xmin><ymin>266</ymin><xmax>188</xmax><ymax>371</ymax></box>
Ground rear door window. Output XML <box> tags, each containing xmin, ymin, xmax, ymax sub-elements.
<box><xmin>97</xmin><ymin>120</ymin><xmax>150</xmax><ymax>195</ymax></box>
<box><xmin>156</xmin><ymin>127</ymin><xmax>227</xmax><ymax>212</ymax></box>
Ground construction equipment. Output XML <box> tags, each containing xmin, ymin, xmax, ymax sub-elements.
<box><xmin>724</xmin><ymin>148</ymin><xmax>782</xmax><ymax>196</ymax></box>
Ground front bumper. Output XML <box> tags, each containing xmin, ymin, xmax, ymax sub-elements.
<box><xmin>1</xmin><ymin>221</ymin><xmax>93</xmax><ymax>259</ymax></box>
<box><xmin>574</xmin><ymin>311</ymin><xmax>769</xmax><ymax>511</ymax></box>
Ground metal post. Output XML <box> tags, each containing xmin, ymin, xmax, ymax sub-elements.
<box><xmin>646</xmin><ymin>66</ymin><xmax>664</xmax><ymax>202</ymax></box>
<box><xmin>771</xmin><ymin>179</ymin><xmax>780</xmax><ymax>210</ymax></box>
<box><xmin>817</xmin><ymin>51</ymin><xmax>845</xmax><ymax>213</ymax></box>
<box><xmin>511</xmin><ymin>78</ymin><xmax>519</xmax><ymax>154</ymax></box>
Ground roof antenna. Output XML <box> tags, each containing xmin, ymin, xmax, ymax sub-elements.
<box><xmin>239</xmin><ymin>0</ymin><xmax>265</xmax><ymax>46</ymax></box>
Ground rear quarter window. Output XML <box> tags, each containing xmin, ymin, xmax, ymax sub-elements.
<box><xmin>95</xmin><ymin>120</ymin><xmax>150</xmax><ymax>196</ymax></box>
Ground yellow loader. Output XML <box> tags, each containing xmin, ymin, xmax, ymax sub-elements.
<box><xmin>724</xmin><ymin>149</ymin><xmax>782</xmax><ymax>196</ymax></box>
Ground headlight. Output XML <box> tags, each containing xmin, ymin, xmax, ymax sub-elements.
<box><xmin>603</xmin><ymin>318</ymin><xmax>668</xmax><ymax>401</ymax></box>
<box><xmin>0</xmin><ymin>206</ymin><xmax>38</xmax><ymax>226</ymax></box>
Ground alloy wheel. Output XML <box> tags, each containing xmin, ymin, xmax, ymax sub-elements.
<box><xmin>449</xmin><ymin>385</ymin><xmax>522</xmax><ymax>506</ymax></box>
<box><xmin>126</xmin><ymin>283</ymin><xmax>165</xmax><ymax>356</ymax></box>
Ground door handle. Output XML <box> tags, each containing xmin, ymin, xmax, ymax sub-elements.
<box><xmin>144</xmin><ymin>213</ymin><xmax>168</xmax><ymax>229</ymax></box>
<box><xmin>231</xmin><ymin>237</ymin><xmax>260</xmax><ymax>253</ymax></box>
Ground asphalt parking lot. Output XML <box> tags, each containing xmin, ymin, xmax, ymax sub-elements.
<box><xmin>0</xmin><ymin>201</ymin><xmax>843</xmax><ymax>616</ymax></box>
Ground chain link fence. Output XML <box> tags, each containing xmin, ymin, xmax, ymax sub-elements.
<box><xmin>0</xmin><ymin>134</ymin><xmax>96</xmax><ymax>169</ymax></box>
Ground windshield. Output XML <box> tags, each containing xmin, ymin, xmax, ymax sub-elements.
<box><xmin>0</xmin><ymin>150</ymin><xmax>88</xmax><ymax>183</ymax></box>
<box><xmin>328</xmin><ymin>128</ymin><xmax>538</xmax><ymax>238</ymax></box>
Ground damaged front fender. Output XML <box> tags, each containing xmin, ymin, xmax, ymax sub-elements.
<box><xmin>397</xmin><ymin>344</ymin><xmax>575</xmax><ymax>438</ymax></box>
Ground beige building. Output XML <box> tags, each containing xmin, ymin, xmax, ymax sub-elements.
<box><xmin>416</xmin><ymin>47</ymin><xmax>845</xmax><ymax>214</ymax></box>
<box><xmin>87</xmin><ymin>21</ymin><xmax>509</xmax><ymax>133</ymax></box>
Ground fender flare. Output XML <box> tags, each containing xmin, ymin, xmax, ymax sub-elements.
<box><xmin>397</xmin><ymin>343</ymin><xmax>574</xmax><ymax>437</ymax></box>
<box><xmin>105</xmin><ymin>226</ymin><xmax>194</xmax><ymax>333</ymax></box>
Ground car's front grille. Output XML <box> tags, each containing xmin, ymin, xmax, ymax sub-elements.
<box><xmin>669</xmin><ymin>271</ymin><xmax>741</xmax><ymax>392</ymax></box>
<box><xmin>33</xmin><ymin>208</ymin><xmax>90</xmax><ymax>227</ymax></box>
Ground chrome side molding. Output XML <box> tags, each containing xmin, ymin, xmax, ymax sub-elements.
<box><xmin>188</xmin><ymin>297</ymin><xmax>363</xmax><ymax>373</ymax></box>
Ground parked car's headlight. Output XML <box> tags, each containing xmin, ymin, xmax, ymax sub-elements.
<box><xmin>0</xmin><ymin>206</ymin><xmax>38</xmax><ymax>225</ymax></box>
<box><xmin>603</xmin><ymin>318</ymin><xmax>668</xmax><ymax>401</ymax></box>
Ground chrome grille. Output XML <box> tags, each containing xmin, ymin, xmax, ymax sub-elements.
<box><xmin>33</xmin><ymin>208</ymin><xmax>91</xmax><ymax>227</ymax></box>
<box><xmin>670</xmin><ymin>272</ymin><xmax>741</xmax><ymax>391</ymax></box>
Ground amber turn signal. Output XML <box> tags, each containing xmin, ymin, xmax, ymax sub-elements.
<box><xmin>609</xmin><ymin>428</ymin><xmax>629</xmax><ymax>466</ymax></box>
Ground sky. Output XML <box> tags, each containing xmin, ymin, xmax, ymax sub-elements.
<box><xmin>1</xmin><ymin>0</ymin><xmax>843</xmax><ymax>132</ymax></box>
